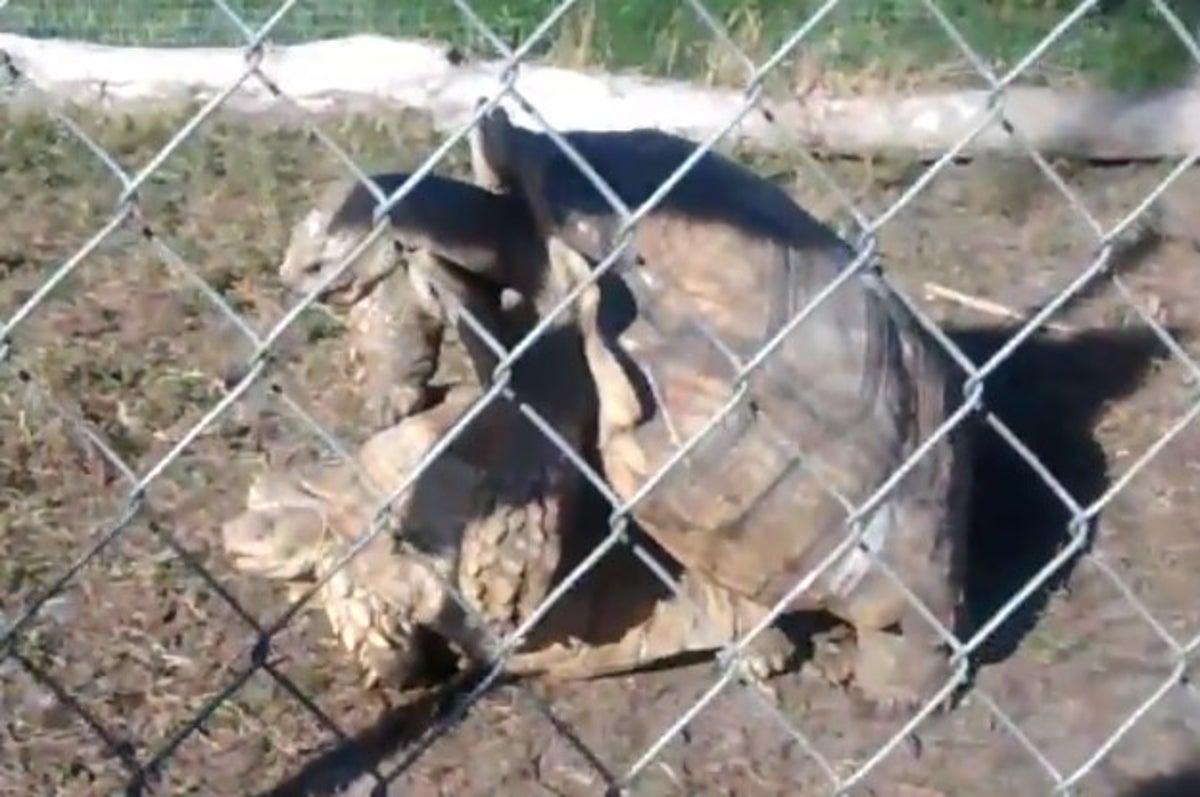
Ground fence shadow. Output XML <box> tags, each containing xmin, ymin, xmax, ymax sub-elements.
<box><xmin>948</xmin><ymin>323</ymin><xmax>1177</xmax><ymax>666</ymax></box>
<box><xmin>251</xmin><ymin>645</ymin><xmax>466</xmax><ymax>797</ymax></box>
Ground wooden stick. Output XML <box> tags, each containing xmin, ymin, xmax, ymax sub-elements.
<box><xmin>923</xmin><ymin>281</ymin><xmax>1074</xmax><ymax>334</ymax></box>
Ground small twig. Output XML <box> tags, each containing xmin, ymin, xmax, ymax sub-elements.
<box><xmin>923</xmin><ymin>281</ymin><xmax>1074</xmax><ymax>334</ymax></box>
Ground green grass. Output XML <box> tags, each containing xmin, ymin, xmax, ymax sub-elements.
<box><xmin>4</xmin><ymin>0</ymin><xmax>1199</xmax><ymax>91</ymax></box>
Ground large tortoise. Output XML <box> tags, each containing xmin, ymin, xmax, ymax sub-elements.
<box><xmin>464</xmin><ymin>107</ymin><xmax>975</xmax><ymax>711</ymax></box>
<box><xmin>225</xmin><ymin>173</ymin><xmax>797</xmax><ymax>689</ymax></box>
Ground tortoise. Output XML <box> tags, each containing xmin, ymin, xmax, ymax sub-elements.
<box><xmin>226</xmin><ymin>174</ymin><xmax>797</xmax><ymax>689</ymax></box>
<box><xmin>463</xmin><ymin>106</ymin><xmax>976</xmax><ymax>711</ymax></box>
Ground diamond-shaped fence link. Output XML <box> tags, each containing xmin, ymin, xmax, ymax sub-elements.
<box><xmin>3</xmin><ymin>0</ymin><xmax>1200</xmax><ymax>794</ymax></box>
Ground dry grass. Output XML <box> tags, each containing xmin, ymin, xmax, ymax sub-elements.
<box><xmin>2</xmin><ymin>102</ymin><xmax>1200</xmax><ymax>795</ymax></box>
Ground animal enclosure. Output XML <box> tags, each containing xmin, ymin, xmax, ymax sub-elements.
<box><xmin>3</xmin><ymin>3</ymin><xmax>1200</xmax><ymax>796</ymax></box>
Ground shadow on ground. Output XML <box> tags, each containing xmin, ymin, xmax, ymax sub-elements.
<box><xmin>252</xmin><ymin>652</ymin><xmax>616</xmax><ymax>797</ymax></box>
<box><xmin>251</xmin><ymin>677</ymin><xmax>455</xmax><ymax>797</ymax></box>
<box><xmin>950</xmin><ymin>323</ymin><xmax>1175</xmax><ymax>665</ymax></box>
<box><xmin>1121</xmin><ymin>764</ymin><xmax>1200</xmax><ymax>797</ymax></box>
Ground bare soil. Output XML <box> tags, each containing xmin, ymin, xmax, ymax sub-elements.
<box><xmin>2</xmin><ymin>103</ymin><xmax>1200</xmax><ymax>796</ymax></box>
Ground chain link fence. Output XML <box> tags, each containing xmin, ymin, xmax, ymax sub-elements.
<box><xmin>3</xmin><ymin>0</ymin><xmax>1200</xmax><ymax>794</ymax></box>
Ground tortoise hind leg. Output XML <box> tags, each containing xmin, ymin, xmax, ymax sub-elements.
<box><xmin>824</xmin><ymin>545</ymin><xmax>963</xmax><ymax>716</ymax></box>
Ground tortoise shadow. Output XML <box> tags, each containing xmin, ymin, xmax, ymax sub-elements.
<box><xmin>1120</xmin><ymin>764</ymin><xmax>1200</xmax><ymax>797</ymax></box>
<box><xmin>948</xmin><ymin>322</ymin><xmax>1176</xmax><ymax>665</ymax></box>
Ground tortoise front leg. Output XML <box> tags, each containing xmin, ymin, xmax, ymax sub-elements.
<box><xmin>347</xmin><ymin>262</ymin><xmax>446</xmax><ymax>428</ymax></box>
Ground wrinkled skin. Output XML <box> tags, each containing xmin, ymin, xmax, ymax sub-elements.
<box><xmin>222</xmin><ymin>418</ymin><xmax>468</xmax><ymax>688</ymax></box>
<box><xmin>233</xmin><ymin>182</ymin><xmax>604</xmax><ymax>687</ymax></box>
<box><xmin>466</xmin><ymin>107</ymin><xmax>975</xmax><ymax>713</ymax></box>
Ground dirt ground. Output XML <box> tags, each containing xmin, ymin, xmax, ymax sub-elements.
<box><xmin>2</xmin><ymin>102</ymin><xmax>1200</xmax><ymax>796</ymax></box>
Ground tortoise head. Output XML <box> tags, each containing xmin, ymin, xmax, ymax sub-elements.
<box><xmin>221</xmin><ymin>505</ymin><xmax>326</xmax><ymax>582</ymax></box>
<box><xmin>281</xmin><ymin>168</ymin><xmax>550</xmax><ymax>311</ymax></box>
<box><xmin>278</xmin><ymin>176</ymin><xmax>406</xmax><ymax>308</ymax></box>
<box><xmin>221</xmin><ymin>464</ymin><xmax>358</xmax><ymax>582</ymax></box>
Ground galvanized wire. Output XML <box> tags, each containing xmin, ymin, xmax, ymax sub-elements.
<box><xmin>3</xmin><ymin>0</ymin><xmax>1200</xmax><ymax>794</ymax></box>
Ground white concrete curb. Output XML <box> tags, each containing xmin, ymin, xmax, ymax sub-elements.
<box><xmin>3</xmin><ymin>32</ymin><xmax>1198</xmax><ymax>160</ymax></box>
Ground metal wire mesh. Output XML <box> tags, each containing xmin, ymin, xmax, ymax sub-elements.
<box><xmin>3</xmin><ymin>0</ymin><xmax>1200</xmax><ymax>794</ymax></box>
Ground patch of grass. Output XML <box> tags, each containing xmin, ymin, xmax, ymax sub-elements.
<box><xmin>5</xmin><ymin>0</ymin><xmax>1199</xmax><ymax>91</ymax></box>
